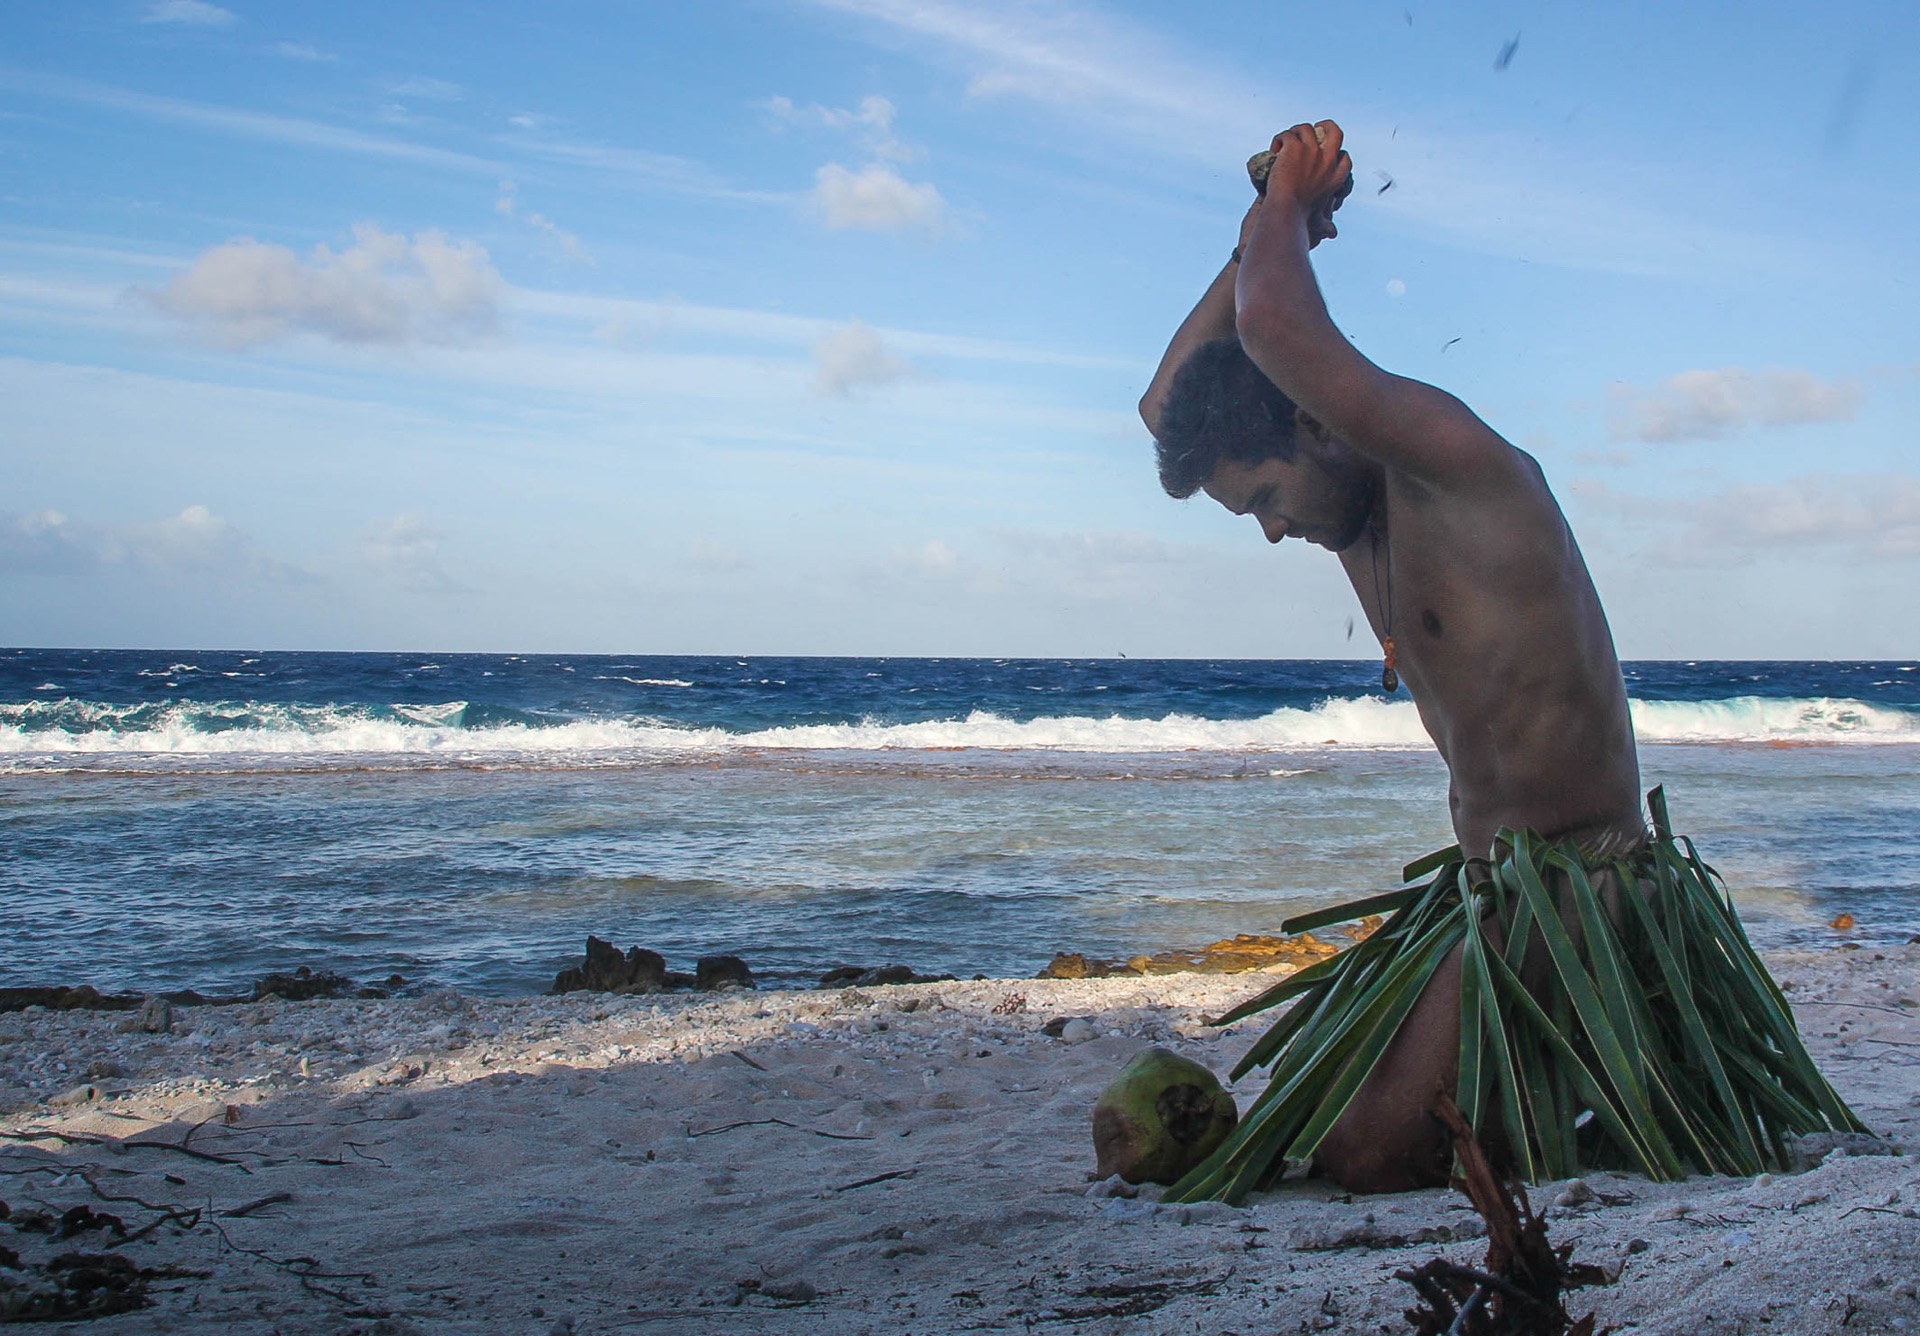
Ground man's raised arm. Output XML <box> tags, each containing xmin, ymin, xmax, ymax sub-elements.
<box><xmin>1235</xmin><ymin>122</ymin><xmax>1517</xmax><ymax>487</ymax></box>
<box><xmin>1138</xmin><ymin>195</ymin><xmax>1280</xmax><ymax>438</ymax></box>
<box><xmin>1137</xmin><ymin>259</ymin><xmax>1234</xmax><ymax>440</ymax></box>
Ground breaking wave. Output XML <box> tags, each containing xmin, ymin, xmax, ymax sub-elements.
<box><xmin>2</xmin><ymin>694</ymin><xmax>1916</xmax><ymax>769</ymax></box>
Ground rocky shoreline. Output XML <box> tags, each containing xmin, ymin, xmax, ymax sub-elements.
<box><xmin>3</xmin><ymin>922</ymin><xmax>1381</xmax><ymax>1024</ymax></box>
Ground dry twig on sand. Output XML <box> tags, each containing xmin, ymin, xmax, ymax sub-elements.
<box><xmin>1396</xmin><ymin>1097</ymin><xmax>1612</xmax><ymax>1335</ymax></box>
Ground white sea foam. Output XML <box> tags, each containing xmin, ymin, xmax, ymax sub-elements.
<box><xmin>1</xmin><ymin>694</ymin><xmax>1915</xmax><ymax>764</ymax></box>
<box><xmin>1628</xmin><ymin>696</ymin><xmax>1920</xmax><ymax>743</ymax></box>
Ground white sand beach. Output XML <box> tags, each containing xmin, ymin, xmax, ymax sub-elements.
<box><xmin>6</xmin><ymin>944</ymin><xmax>1920</xmax><ymax>1334</ymax></box>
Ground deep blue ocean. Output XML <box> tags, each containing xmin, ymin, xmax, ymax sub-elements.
<box><xmin>5</xmin><ymin>649</ymin><xmax>1918</xmax><ymax>995</ymax></box>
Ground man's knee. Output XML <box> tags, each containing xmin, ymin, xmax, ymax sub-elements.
<box><xmin>1314</xmin><ymin>1109</ymin><xmax>1451</xmax><ymax>1193</ymax></box>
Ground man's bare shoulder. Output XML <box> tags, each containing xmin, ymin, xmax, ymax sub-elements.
<box><xmin>1337</xmin><ymin>370</ymin><xmax>1542</xmax><ymax>496</ymax></box>
<box><xmin>1385</xmin><ymin>439</ymin><xmax>1582</xmax><ymax>595</ymax></box>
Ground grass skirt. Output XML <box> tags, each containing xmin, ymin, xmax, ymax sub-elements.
<box><xmin>1167</xmin><ymin>788</ymin><xmax>1864</xmax><ymax>1204</ymax></box>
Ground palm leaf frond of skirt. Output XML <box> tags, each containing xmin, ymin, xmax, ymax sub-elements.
<box><xmin>1166</xmin><ymin>787</ymin><xmax>1865</xmax><ymax>1204</ymax></box>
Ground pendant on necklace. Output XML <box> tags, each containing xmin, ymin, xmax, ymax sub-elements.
<box><xmin>1381</xmin><ymin>636</ymin><xmax>1399</xmax><ymax>694</ymax></box>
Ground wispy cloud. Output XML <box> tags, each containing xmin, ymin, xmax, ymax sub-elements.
<box><xmin>1607</xmin><ymin>367</ymin><xmax>1865</xmax><ymax>442</ymax></box>
<box><xmin>495</xmin><ymin>181</ymin><xmax>592</xmax><ymax>265</ymax></box>
<box><xmin>501</xmin><ymin>134</ymin><xmax>786</xmax><ymax>204</ymax></box>
<box><xmin>807</xmin><ymin>0</ymin><xmax>1234</xmax><ymax>150</ymax></box>
<box><xmin>142</xmin><ymin>0</ymin><xmax>235</xmax><ymax>26</ymax></box>
<box><xmin>814</xmin><ymin>319</ymin><xmax>916</xmax><ymax>394</ymax></box>
<box><xmin>1685</xmin><ymin>476</ymin><xmax>1920</xmax><ymax>558</ymax></box>
<box><xmin>355</xmin><ymin>513</ymin><xmax>460</xmax><ymax>591</ymax></box>
<box><xmin>810</xmin><ymin>162</ymin><xmax>947</xmax><ymax>231</ymax></box>
<box><xmin>510</xmin><ymin>287</ymin><xmax>1139</xmax><ymax>372</ymax></box>
<box><xmin>269</xmin><ymin>41</ymin><xmax>333</xmax><ymax>61</ymax></box>
<box><xmin>765</xmin><ymin>92</ymin><xmax>911</xmax><ymax>161</ymax></box>
<box><xmin>1</xmin><ymin>505</ymin><xmax>309</xmax><ymax>581</ymax></box>
<box><xmin>2</xmin><ymin>244</ymin><xmax>1142</xmax><ymax>374</ymax></box>
<box><xmin>137</xmin><ymin>224</ymin><xmax>502</xmax><ymax>348</ymax></box>
<box><xmin>1572</xmin><ymin>474</ymin><xmax>1920</xmax><ymax>562</ymax></box>
<box><xmin>388</xmin><ymin>75</ymin><xmax>464</xmax><ymax>102</ymax></box>
<box><xmin>0</xmin><ymin>71</ymin><xmax>499</xmax><ymax>174</ymax></box>
<box><xmin>801</xmin><ymin>0</ymin><xmax>1798</xmax><ymax>277</ymax></box>
<box><xmin>765</xmin><ymin>89</ymin><xmax>949</xmax><ymax>231</ymax></box>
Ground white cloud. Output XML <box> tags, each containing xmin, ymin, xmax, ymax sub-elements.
<box><xmin>389</xmin><ymin>76</ymin><xmax>464</xmax><ymax>102</ymax></box>
<box><xmin>1686</xmin><ymin>476</ymin><xmax>1920</xmax><ymax>558</ymax></box>
<box><xmin>125</xmin><ymin>504</ymin><xmax>258</xmax><ymax>570</ymax></box>
<box><xmin>765</xmin><ymin>93</ymin><xmax>910</xmax><ymax>160</ymax></box>
<box><xmin>810</xmin><ymin>162</ymin><xmax>947</xmax><ymax>231</ymax></box>
<box><xmin>890</xmin><ymin>537</ymin><xmax>962</xmax><ymax>579</ymax></box>
<box><xmin>0</xmin><ymin>511</ymin><xmax>95</xmax><ymax>575</ymax></box>
<box><xmin>143</xmin><ymin>0</ymin><xmax>235</xmax><ymax>25</ymax></box>
<box><xmin>803</xmin><ymin>0</ymin><xmax>1799</xmax><ymax>278</ymax></box>
<box><xmin>0</xmin><ymin>505</ymin><xmax>306</xmax><ymax>581</ymax></box>
<box><xmin>270</xmin><ymin>41</ymin><xmax>332</xmax><ymax>61</ymax></box>
<box><xmin>494</xmin><ymin>182</ymin><xmax>593</xmax><ymax>265</ymax></box>
<box><xmin>1608</xmin><ymin>367</ymin><xmax>1865</xmax><ymax>442</ymax></box>
<box><xmin>810</xmin><ymin>0</ymin><xmax>1214</xmax><ymax>140</ymax></box>
<box><xmin>1571</xmin><ymin>474</ymin><xmax>1920</xmax><ymax>563</ymax></box>
<box><xmin>814</xmin><ymin>319</ymin><xmax>916</xmax><ymax>394</ymax></box>
<box><xmin>356</xmin><ymin>513</ymin><xmax>458</xmax><ymax>591</ymax></box>
<box><xmin>139</xmin><ymin>223</ymin><xmax>502</xmax><ymax>347</ymax></box>
<box><xmin>767</xmin><ymin>92</ymin><xmax>896</xmax><ymax>134</ymax></box>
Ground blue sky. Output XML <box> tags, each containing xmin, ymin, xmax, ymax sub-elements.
<box><xmin>2</xmin><ymin>0</ymin><xmax>1916</xmax><ymax>656</ymax></box>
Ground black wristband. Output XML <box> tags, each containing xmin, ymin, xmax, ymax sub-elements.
<box><xmin>1230</xmin><ymin>247</ymin><xmax>1243</xmax><ymax>264</ymax></box>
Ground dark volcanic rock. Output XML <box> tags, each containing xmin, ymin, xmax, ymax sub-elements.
<box><xmin>551</xmin><ymin>937</ymin><xmax>669</xmax><ymax>995</ymax></box>
<box><xmin>1035</xmin><ymin>953</ymin><xmax>1118</xmax><ymax>980</ymax></box>
<box><xmin>695</xmin><ymin>955</ymin><xmax>756</xmax><ymax>992</ymax></box>
<box><xmin>0</xmin><ymin>987</ymin><xmax>140</xmax><ymax>1014</ymax></box>
<box><xmin>113</xmin><ymin>996</ymin><xmax>172</xmax><ymax>1035</ymax></box>
<box><xmin>818</xmin><ymin>964</ymin><xmax>957</xmax><ymax>989</ymax></box>
<box><xmin>251</xmin><ymin>966</ymin><xmax>356</xmax><ymax>1002</ymax></box>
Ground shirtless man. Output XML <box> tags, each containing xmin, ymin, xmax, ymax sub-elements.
<box><xmin>1139</xmin><ymin>120</ymin><xmax>1646</xmax><ymax>1193</ymax></box>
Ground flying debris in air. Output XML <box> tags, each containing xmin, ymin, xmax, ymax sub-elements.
<box><xmin>1495</xmin><ymin>33</ymin><xmax>1521</xmax><ymax>71</ymax></box>
<box><xmin>1404</xmin><ymin>10</ymin><xmax>1413</xmax><ymax>26</ymax></box>
<box><xmin>1442</xmin><ymin>337</ymin><xmax>1462</xmax><ymax>352</ymax></box>
<box><xmin>1345</xmin><ymin>616</ymin><xmax>1355</xmax><ymax>642</ymax></box>
<box><xmin>1375</xmin><ymin>170</ymin><xmax>1395</xmax><ymax>195</ymax></box>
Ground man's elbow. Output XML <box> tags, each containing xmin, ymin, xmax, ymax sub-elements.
<box><xmin>1138</xmin><ymin>390</ymin><xmax>1162</xmax><ymax>439</ymax></box>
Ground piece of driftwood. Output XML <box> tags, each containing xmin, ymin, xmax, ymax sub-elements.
<box><xmin>1396</xmin><ymin>1097</ymin><xmax>1612</xmax><ymax>1336</ymax></box>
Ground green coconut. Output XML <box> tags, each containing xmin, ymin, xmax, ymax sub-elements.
<box><xmin>1092</xmin><ymin>1047</ymin><xmax>1239</xmax><ymax>1185</ymax></box>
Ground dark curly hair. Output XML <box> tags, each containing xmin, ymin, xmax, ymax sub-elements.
<box><xmin>1153</xmin><ymin>337</ymin><xmax>1299</xmax><ymax>499</ymax></box>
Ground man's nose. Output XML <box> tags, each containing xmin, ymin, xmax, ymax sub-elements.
<box><xmin>1258</xmin><ymin>514</ymin><xmax>1289</xmax><ymax>543</ymax></box>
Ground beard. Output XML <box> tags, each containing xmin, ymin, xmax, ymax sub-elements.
<box><xmin>1319</xmin><ymin>471</ymin><xmax>1379</xmax><ymax>553</ymax></box>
